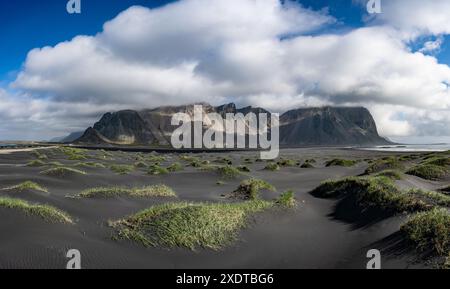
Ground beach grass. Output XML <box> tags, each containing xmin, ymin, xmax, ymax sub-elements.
<box><xmin>2</xmin><ymin>181</ymin><xmax>48</xmax><ymax>193</ymax></box>
<box><xmin>230</xmin><ymin>179</ymin><xmax>276</xmax><ymax>200</ymax></box>
<box><xmin>74</xmin><ymin>162</ymin><xmax>106</xmax><ymax>168</ymax></box>
<box><xmin>167</xmin><ymin>162</ymin><xmax>183</xmax><ymax>172</ymax></box>
<box><xmin>0</xmin><ymin>197</ymin><xmax>73</xmax><ymax>224</ymax></box>
<box><xmin>26</xmin><ymin>160</ymin><xmax>46</xmax><ymax>167</ymax></box>
<box><xmin>74</xmin><ymin>185</ymin><xmax>176</xmax><ymax>199</ymax></box>
<box><xmin>111</xmin><ymin>200</ymin><xmax>272</xmax><ymax>250</ymax></box>
<box><xmin>311</xmin><ymin>176</ymin><xmax>429</xmax><ymax>213</ymax></box>
<box><xmin>264</xmin><ymin>162</ymin><xmax>280</xmax><ymax>171</ymax></box>
<box><xmin>110</xmin><ymin>164</ymin><xmax>135</xmax><ymax>175</ymax></box>
<box><xmin>217</xmin><ymin>165</ymin><xmax>242</xmax><ymax>179</ymax></box>
<box><xmin>406</xmin><ymin>164</ymin><xmax>448</xmax><ymax>180</ymax></box>
<box><xmin>277</xmin><ymin>159</ymin><xmax>297</xmax><ymax>167</ymax></box>
<box><xmin>276</xmin><ymin>190</ymin><xmax>297</xmax><ymax>208</ymax></box>
<box><xmin>325</xmin><ymin>159</ymin><xmax>357</xmax><ymax>167</ymax></box>
<box><xmin>148</xmin><ymin>164</ymin><xmax>169</xmax><ymax>175</ymax></box>
<box><xmin>401</xmin><ymin>208</ymin><xmax>449</xmax><ymax>260</ymax></box>
<box><xmin>364</xmin><ymin>157</ymin><xmax>402</xmax><ymax>174</ymax></box>
<box><xmin>375</xmin><ymin>170</ymin><xmax>403</xmax><ymax>180</ymax></box>
<box><xmin>41</xmin><ymin>167</ymin><xmax>87</xmax><ymax>177</ymax></box>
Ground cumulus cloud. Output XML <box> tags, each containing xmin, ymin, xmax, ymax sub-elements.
<box><xmin>3</xmin><ymin>0</ymin><xmax>450</xmax><ymax>140</ymax></box>
<box><xmin>419</xmin><ymin>37</ymin><xmax>444</xmax><ymax>54</ymax></box>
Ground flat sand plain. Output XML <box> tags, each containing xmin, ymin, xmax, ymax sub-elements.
<box><xmin>0</xmin><ymin>147</ymin><xmax>447</xmax><ymax>269</ymax></box>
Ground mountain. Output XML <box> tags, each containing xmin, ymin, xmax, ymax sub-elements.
<box><xmin>50</xmin><ymin>131</ymin><xmax>84</xmax><ymax>143</ymax></box>
<box><xmin>279</xmin><ymin>107</ymin><xmax>390</xmax><ymax>146</ymax></box>
<box><xmin>73</xmin><ymin>103</ymin><xmax>390</xmax><ymax>147</ymax></box>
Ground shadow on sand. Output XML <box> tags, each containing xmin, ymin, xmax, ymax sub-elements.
<box><xmin>311</xmin><ymin>190</ymin><xmax>395</xmax><ymax>230</ymax></box>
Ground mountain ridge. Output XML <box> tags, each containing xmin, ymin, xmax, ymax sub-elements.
<box><xmin>70</xmin><ymin>103</ymin><xmax>391</xmax><ymax>147</ymax></box>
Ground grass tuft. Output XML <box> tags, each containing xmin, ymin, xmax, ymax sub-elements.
<box><xmin>41</xmin><ymin>167</ymin><xmax>87</xmax><ymax>177</ymax></box>
<box><xmin>217</xmin><ymin>165</ymin><xmax>241</xmax><ymax>179</ymax></box>
<box><xmin>74</xmin><ymin>162</ymin><xmax>106</xmax><ymax>168</ymax></box>
<box><xmin>75</xmin><ymin>185</ymin><xmax>176</xmax><ymax>199</ymax></box>
<box><xmin>401</xmin><ymin>208</ymin><xmax>449</xmax><ymax>259</ymax></box>
<box><xmin>110</xmin><ymin>165</ymin><xmax>135</xmax><ymax>175</ymax></box>
<box><xmin>311</xmin><ymin>176</ymin><xmax>430</xmax><ymax>214</ymax></box>
<box><xmin>148</xmin><ymin>164</ymin><xmax>169</xmax><ymax>175</ymax></box>
<box><xmin>276</xmin><ymin>190</ymin><xmax>297</xmax><ymax>208</ymax></box>
<box><xmin>0</xmin><ymin>197</ymin><xmax>73</xmax><ymax>224</ymax></box>
<box><xmin>26</xmin><ymin>160</ymin><xmax>46</xmax><ymax>167</ymax></box>
<box><xmin>2</xmin><ymin>181</ymin><xmax>48</xmax><ymax>193</ymax></box>
<box><xmin>230</xmin><ymin>179</ymin><xmax>276</xmax><ymax>200</ymax></box>
<box><xmin>111</xmin><ymin>200</ymin><xmax>272</xmax><ymax>250</ymax></box>
<box><xmin>406</xmin><ymin>164</ymin><xmax>448</xmax><ymax>180</ymax></box>
<box><xmin>264</xmin><ymin>162</ymin><xmax>280</xmax><ymax>171</ymax></box>
<box><xmin>167</xmin><ymin>162</ymin><xmax>184</xmax><ymax>172</ymax></box>
<box><xmin>364</xmin><ymin>157</ymin><xmax>402</xmax><ymax>174</ymax></box>
<box><xmin>375</xmin><ymin>170</ymin><xmax>403</xmax><ymax>180</ymax></box>
<box><xmin>325</xmin><ymin>159</ymin><xmax>357</xmax><ymax>167</ymax></box>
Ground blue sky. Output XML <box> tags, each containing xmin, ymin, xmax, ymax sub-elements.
<box><xmin>1</xmin><ymin>0</ymin><xmax>450</xmax><ymax>141</ymax></box>
<box><xmin>0</xmin><ymin>0</ymin><xmax>176</xmax><ymax>80</ymax></box>
<box><xmin>3</xmin><ymin>0</ymin><xmax>448</xmax><ymax>80</ymax></box>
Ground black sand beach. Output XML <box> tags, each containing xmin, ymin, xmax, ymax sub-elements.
<box><xmin>0</xmin><ymin>147</ymin><xmax>448</xmax><ymax>269</ymax></box>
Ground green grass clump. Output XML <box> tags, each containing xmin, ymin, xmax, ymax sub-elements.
<box><xmin>148</xmin><ymin>164</ymin><xmax>169</xmax><ymax>175</ymax></box>
<box><xmin>406</xmin><ymin>164</ymin><xmax>448</xmax><ymax>180</ymax></box>
<box><xmin>31</xmin><ymin>150</ymin><xmax>48</xmax><ymax>160</ymax></box>
<box><xmin>231</xmin><ymin>179</ymin><xmax>276</xmax><ymax>200</ymax></box>
<box><xmin>47</xmin><ymin>161</ymin><xmax>64</xmax><ymax>167</ymax></box>
<box><xmin>133</xmin><ymin>161</ymin><xmax>148</xmax><ymax>168</ymax></box>
<box><xmin>407</xmin><ymin>189</ymin><xmax>450</xmax><ymax>207</ymax></box>
<box><xmin>264</xmin><ymin>162</ymin><xmax>280</xmax><ymax>171</ymax></box>
<box><xmin>421</xmin><ymin>157</ymin><xmax>450</xmax><ymax>167</ymax></box>
<box><xmin>214</xmin><ymin>157</ymin><xmax>233</xmax><ymax>165</ymax></box>
<box><xmin>325</xmin><ymin>159</ymin><xmax>357</xmax><ymax>167</ymax></box>
<box><xmin>74</xmin><ymin>162</ymin><xmax>106</xmax><ymax>168</ymax></box>
<box><xmin>364</xmin><ymin>157</ymin><xmax>402</xmax><ymax>174</ymax></box>
<box><xmin>110</xmin><ymin>165</ymin><xmax>135</xmax><ymax>175</ymax></box>
<box><xmin>2</xmin><ymin>181</ymin><xmax>48</xmax><ymax>193</ymax></box>
<box><xmin>75</xmin><ymin>185</ymin><xmax>176</xmax><ymax>199</ymax></box>
<box><xmin>300</xmin><ymin>162</ymin><xmax>314</xmax><ymax>168</ymax></box>
<box><xmin>111</xmin><ymin>200</ymin><xmax>272</xmax><ymax>250</ymax></box>
<box><xmin>0</xmin><ymin>197</ymin><xmax>73</xmax><ymax>224</ymax></box>
<box><xmin>375</xmin><ymin>170</ymin><xmax>403</xmax><ymax>180</ymax></box>
<box><xmin>41</xmin><ymin>167</ymin><xmax>87</xmax><ymax>177</ymax></box>
<box><xmin>180</xmin><ymin>155</ymin><xmax>200</xmax><ymax>163</ymax></box>
<box><xmin>146</xmin><ymin>155</ymin><xmax>166</xmax><ymax>163</ymax></box>
<box><xmin>311</xmin><ymin>176</ymin><xmax>429</xmax><ymax>213</ymax></box>
<box><xmin>237</xmin><ymin>165</ymin><xmax>251</xmax><ymax>172</ymax></box>
<box><xmin>26</xmin><ymin>160</ymin><xmax>46</xmax><ymax>167</ymax></box>
<box><xmin>276</xmin><ymin>190</ymin><xmax>297</xmax><ymax>208</ymax></box>
<box><xmin>60</xmin><ymin>147</ymin><xmax>87</xmax><ymax>161</ymax></box>
<box><xmin>401</xmin><ymin>208</ymin><xmax>449</xmax><ymax>259</ymax></box>
<box><xmin>277</xmin><ymin>159</ymin><xmax>296</xmax><ymax>167</ymax></box>
<box><xmin>217</xmin><ymin>165</ymin><xmax>241</xmax><ymax>179</ymax></box>
<box><xmin>167</xmin><ymin>162</ymin><xmax>183</xmax><ymax>172</ymax></box>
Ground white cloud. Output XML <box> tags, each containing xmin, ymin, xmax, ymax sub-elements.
<box><xmin>419</xmin><ymin>37</ymin><xmax>444</xmax><ymax>53</ymax></box>
<box><xmin>4</xmin><ymin>0</ymin><xmax>450</xmax><ymax>140</ymax></box>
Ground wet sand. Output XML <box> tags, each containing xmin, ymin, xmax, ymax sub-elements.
<box><xmin>0</xmin><ymin>147</ymin><xmax>446</xmax><ymax>269</ymax></box>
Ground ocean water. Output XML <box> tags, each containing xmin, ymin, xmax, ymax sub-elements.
<box><xmin>360</xmin><ymin>144</ymin><xmax>450</xmax><ymax>152</ymax></box>
<box><xmin>0</xmin><ymin>143</ymin><xmax>17</xmax><ymax>147</ymax></box>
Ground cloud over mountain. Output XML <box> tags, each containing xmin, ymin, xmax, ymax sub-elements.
<box><xmin>2</xmin><ymin>0</ymin><xmax>450</xmax><ymax>140</ymax></box>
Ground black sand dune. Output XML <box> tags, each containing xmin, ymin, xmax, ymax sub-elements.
<box><xmin>0</xmin><ymin>147</ymin><xmax>447</xmax><ymax>269</ymax></box>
